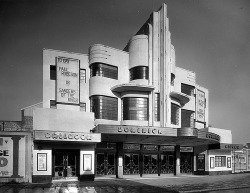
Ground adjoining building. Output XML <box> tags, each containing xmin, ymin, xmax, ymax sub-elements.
<box><xmin>0</xmin><ymin>4</ymin><xmax>241</xmax><ymax>183</ymax></box>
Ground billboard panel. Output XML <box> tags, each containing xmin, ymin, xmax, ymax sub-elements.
<box><xmin>196</xmin><ymin>89</ymin><xmax>205</xmax><ymax>122</ymax></box>
<box><xmin>56</xmin><ymin>57</ymin><xmax>79</xmax><ymax>104</ymax></box>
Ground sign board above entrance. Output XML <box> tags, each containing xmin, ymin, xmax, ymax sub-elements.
<box><xmin>220</xmin><ymin>144</ymin><xmax>243</xmax><ymax>150</ymax></box>
<box><xmin>95</xmin><ymin>125</ymin><xmax>177</xmax><ymax>136</ymax></box>
<box><xmin>34</xmin><ymin>130</ymin><xmax>101</xmax><ymax>143</ymax></box>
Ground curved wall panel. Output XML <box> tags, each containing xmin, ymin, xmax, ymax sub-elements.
<box><xmin>129</xmin><ymin>35</ymin><xmax>148</xmax><ymax>69</ymax></box>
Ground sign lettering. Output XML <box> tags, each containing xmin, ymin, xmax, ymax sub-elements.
<box><xmin>57</xmin><ymin>57</ymin><xmax>79</xmax><ymax>104</ymax></box>
<box><xmin>34</xmin><ymin>130</ymin><xmax>101</xmax><ymax>142</ymax></box>
<box><xmin>196</xmin><ymin>89</ymin><xmax>205</xmax><ymax>122</ymax></box>
<box><xmin>118</xmin><ymin>126</ymin><xmax>162</xmax><ymax>135</ymax></box>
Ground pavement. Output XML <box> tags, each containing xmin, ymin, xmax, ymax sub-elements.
<box><xmin>1</xmin><ymin>173</ymin><xmax>250</xmax><ymax>193</ymax></box>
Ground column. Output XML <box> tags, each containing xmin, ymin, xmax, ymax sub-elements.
<box><xmin>174</xmin><ymin>145</ymin><xmax>180</xmax><ymax>176</ymax></box>
<box><xmin>116</xmin><ymin>142</ymin><xmax>123</xmax><ymax>178</ymax></box>
<box><xmin>11</xmin><ymin>136</ymin><xmax>22</xmax><ymax>178</ymax></box>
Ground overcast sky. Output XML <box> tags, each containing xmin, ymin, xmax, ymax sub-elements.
<box><xmin>0</xmin><ymin>0</ymin><xmax>249</xmax><ymax>144</ymax></box>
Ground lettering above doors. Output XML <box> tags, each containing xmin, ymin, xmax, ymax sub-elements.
<box><xmin>34</xmin><ymin>130</ymin><xmax>101</xmax><ymax>142</ymax></box>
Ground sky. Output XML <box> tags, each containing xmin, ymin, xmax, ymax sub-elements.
<box><xmin>0</xmin><ymin>0</ymin><xmax>249</xmax><ymax>144</ymax></box>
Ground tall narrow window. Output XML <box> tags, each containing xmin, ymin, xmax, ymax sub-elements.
<box><xmin>80</xmin><ymin>69</ymin><xmax>86</xmax><ymax>83</ymax></box>
<box><xmin>181</xmin><ymin>109</ymin><xmax>194</xmax><ymax>128</ymax></box>
<box><xmin>50</xmin><ymin>65</ymin><xmax>56</xmax><ymax>80</ymax></box>
<box><xmin>171</xmin><ymin>103</ymin><xmax>179</xmax><ymax>125</ymax></box>
<box><xmin>90</xmin><ymin>96</ymin><xmax>118</xmax><ymax>120</ymax></box>
<box><xmin>90</xmin><ymin>63</ymin><xmax>118</xmax><ymax>79</ymax></box>
<box><xmin>123</xmin><ymin>97</ymin><xmax>148</xmax><ymax>121</ymax></box>
<box><xmin>129</xmin><ymin>66</ymin><xmax>148</xmax><ymax>81</ymax></box>
<box><xmin>171</xmin><ymin>73</ymin><xmax>175</xmax><ymax>86</ymax></box>
<box><xmin>154</xmin><ymin>93</ymin><xmax>160</xmax><ymax>121</ymax></box>
<box><xmin>50</xmin><ymin>100</ymin><xmax>56</xmax><ymax>109</ymax></box>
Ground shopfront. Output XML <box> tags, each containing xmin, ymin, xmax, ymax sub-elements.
<box><xmin>95</xmin><ymin>142</ymin><xmax>194</xmax><ymax>177</ymax></box>
<box><xmin>33</xmin><ymin>130</ymin><xmax>101</xmax><ymax>183</ymax></box>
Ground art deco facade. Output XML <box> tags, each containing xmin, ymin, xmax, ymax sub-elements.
<box><xmin>0</xmin><ymin>4</ymin><xmax>236</xmax><ymax>183</ymax></box>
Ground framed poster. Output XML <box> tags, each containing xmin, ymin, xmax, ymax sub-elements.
<box><xmin>83</xmin><ymin>154</ymin><xmax>92</xmax><ymax>171</ymax></box>
<box><xmin>210</xmin><ymin>157</ymin><xmax>214</xmax><ymax>169</ymax></box>
<box><xmin>37</xmin><ymin>153</ymin><xmax>47</xmax><ymax>171</ymax></box>
<box><xmin>227</xmin><ymin>157</ymin><xmax>231</xmax><ymax>168</ymax></box>
<box><xmin>197</xmin><ymin>154</ymin><xmax>205</xmax><ymax>171</ymax></box>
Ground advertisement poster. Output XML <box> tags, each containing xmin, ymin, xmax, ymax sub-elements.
<box><xmin>0</xmin><ymin>137</ymin><xmax>13</xmax><ymax>177</ymax></box>
<box><xmin>83</xmin><ymin>154</ymin><xmax>92</xmax><ymax>171</ymax></box>
<box><xmin>197</xmin><ymin>154</ymin><xmax>205</xmax><ymax>171</ymax></box>
<box><xmin>56</xmin><ymin>57</ymin><xmax>79</xmax><ymax>104</ymax></box>
<box><xmin>37</xmin><ymin>153</ymin><xmax>47</xmax><ymax>171</ymax></box>
<box><xmin>196</xmin><ymin>89</ymin><xmax>205</xmax><ymax>122</ymax></box>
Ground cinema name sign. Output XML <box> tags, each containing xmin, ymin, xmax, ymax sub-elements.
<box><xmin>34</xmin><ymin>130</ymin><xmax>101</xmax><ymax>142</ymax></box>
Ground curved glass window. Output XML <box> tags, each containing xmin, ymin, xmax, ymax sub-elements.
<box><xmin>181</xmin><ymin>109</ymin><xmax>194</xmax><ymax>128</ymax></box>
<box><xmin>90</xmin><ymin>63</ymin><xmax>118</xmax><ymax>80</ymax></box>
<box><xmin>90</xmin><ymin>95</ymin><xmax>118</xmax><ymax>120</ymax></box>
<box><xmin>123</xmin><ymin>97</ymin><xmax>148</xmax><ymax>121</ymax></box>
<box><xmin>130</xmin><ymin>66</ymin><xmax>148</xmax><ymax>81</ymax></box>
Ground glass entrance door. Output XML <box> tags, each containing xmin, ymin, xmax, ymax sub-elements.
<box><xmin>53</xmin><ymin>150</ymin><xmax>79</xmax><ymax>178</ymax></box>
<box><xmin>143</xmin><ymin>154</ymin><xmax>158</xmax><ymax>174</ymax></box>
<box><xmin>161</xmin><ymin>154</ymin><xmax>174</xmax><ymax>174</ymax></box>
<box><xmin>96</xmin><ymin>153</ymin><xmax>115</xmax><ymax>175</ymax></box>
<box><xmin>124</xmin><ymin>154</ymin><xmax>139</xmax><ymax>175</ymax></box>
<box><xmin>180</xmin><ymin>152</ymin><xmax>193</xmax><ymax>174</ymax></box>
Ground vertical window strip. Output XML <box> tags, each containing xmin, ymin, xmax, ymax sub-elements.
<box><xmin>80</xmin><ymin>69</ymin><xmax>86</xmax><ymax>83</ymax></box>
<box><xmin>50</xmin><ymin>65</ymin><xmax>56</xmax><ymax>80</ymax></box>
<box><xmin>154</xmin><ymin>93</ymin><xmax>160</xmax><ymax>121</ymax></box>
<box><xmin>171</xmin><ymin>103</ymin><xmax>179</xmax><ymax>125</ymax></box>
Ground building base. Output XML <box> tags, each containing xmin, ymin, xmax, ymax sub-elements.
<box><xmin>79</xmin><ymin>174</ymin><xmax>95</xmax><ymax>181</ymax></box>
<box><xmin>32</xmin><ymin>175</ymin><xmax>52</xmax><ymax>183</ymax></box>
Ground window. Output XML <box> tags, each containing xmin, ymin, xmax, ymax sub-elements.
<box><xmin>129</xmin><ymin>66</ymin><xmax>148</xmax><ymax>81</ymax></box>
<box><xmin>50</xmin><ymin>65</ymin><xmax>56</xmax><ymax>80</ymax></box>
<box><xmin>90</xmin><ymin>63</ymin><xmax>118</xmax><ymax>80</ymax></box>
<box><xmin>50</xmin><ymin>100</ymin><xmax>56</xmax><ymax>109</ymax></box>
<box><xmin>154</xmin><ymin>93</ymin><xmax>160</xmax><ymax>121</ymax></box>
<box><xmin>90</xmin><ymin>95</ymin><xmax>118</xmax><ymax>120</ymax></box>
<box><xmin>171</xmin><ymin>103</ymin><xmax>179</xmax><ymax>125</ymax></box>
<box><xmin>80</xmin><ymin>103</ymin><xmax>86</xmax><ymax>112</ymax></box>
<box><xmin>80</xmin><ymin>69</ymin><xmax>86</xmax><ymax>83</ymax></box>
<box><xmin>181</xmin><ymin>83</ymin><xmax>194</xmax><ymax>96</ymax></box>
<box><xmin>123</xmin><ymin>97</ymin><xmax>148</xmax><ymax>121</ymax></box>
<box><xmin>181</xmin><ymin>109</ymin><xmax>194</xmax><ymax>128</ymax></box>
<box><xmin>171</xmin><ymin>73</ymin><xmax>175</xmax><ymax>86</ymax></box>
<box><xmin>215</xmin><ymin>156</ymin><xmax>226</xmax><ymax>167</ymax></box>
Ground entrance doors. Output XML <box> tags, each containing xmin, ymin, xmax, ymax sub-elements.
<box><xmin>96</xmin><ymin>153</ymin><xmax>115</xmax><ymax>175</ymax></box>
<box><xmin>124</xmin><ymin>154</ymin><xmax>139</xmax><ymax>175</ymax></box>
<box><xmin>53</xmin><ymin>149</ymin><xmax>79</xmax><ymax>178</ymax></box>
<box><xmin>161</xmin><ymin>154</ymin><xmax>174</xmax><ymax>174</ymax></box>
<box><xmin>180</xmin><ymin>152</ymin><xmax>193</xmax><ymax>173</ymax></box>
<box><xmin>143</xmin><ymin>154</ymin><xmax>158</xmax><ymax>174</ymax></box>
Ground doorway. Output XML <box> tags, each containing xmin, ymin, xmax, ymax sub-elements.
<box><xmin>161</xmin><ymin>154</ymin><xmax>174</xmax><ymax>174</ymax></box>
<box><xmin>143</xmin><ymin>154</ymin><xmax>158</xmax><ymax>174</ymax></box>
<box><xmin>53</xmin><ymin>149</ymin><xmax>79</xmax><ymax>178</ymax></box>
<box><xmin>124</xmin><ymin>153</ymin><xmax>139</xmax><ymax>175</ymax></box>
<box><xmin>96</xmin><ymin>153</ymin><xmax>115</xmax><ymax>175</ymax></box>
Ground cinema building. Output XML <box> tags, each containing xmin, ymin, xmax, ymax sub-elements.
<box><xmin>0</xmin><ymin>4</ymin><xmax>237</xmax><ymax>183</ymax></box>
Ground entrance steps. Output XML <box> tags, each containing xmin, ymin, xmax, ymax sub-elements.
<box><xmin>52</xmin><ymin>177</ymin><xmax>78</xmax><ymax>183</ymax></box>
